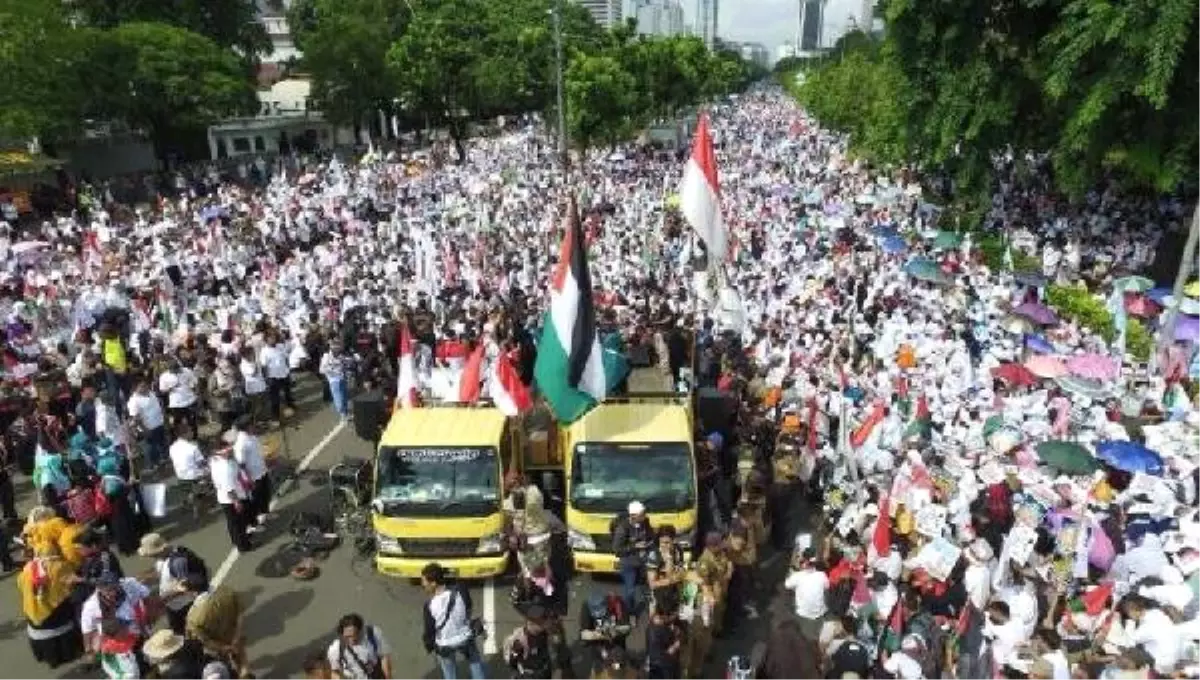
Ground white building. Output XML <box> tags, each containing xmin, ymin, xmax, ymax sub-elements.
<box><xmin>635</xmin><ymin>0</ymin><xmax>686</xmax><ymax>35</ymax></box>
<box><xmin>206</xmin><ymin>0</ymin><xmax>353</xmax><ymax>160</ymax></box>
<box><xmin>577</xmin><ymin>0</ymin><xmax>623</xmax><ymax>28</ymax></box>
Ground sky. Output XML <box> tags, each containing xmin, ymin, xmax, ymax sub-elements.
<box><xmin>659</xmin><ymin>0</ymin><xmax>868</xmax><ymax>54</ymax></box>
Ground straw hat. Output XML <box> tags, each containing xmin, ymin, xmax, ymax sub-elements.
<box><xmin>142</xmin><ymin>629</ymin><xmax>185</xmax><ymax>664</ymax></box>
<box><xmin>137</xmin><ymin>533</ymin><xmax>169</xmax><ymax>558</ymax></box>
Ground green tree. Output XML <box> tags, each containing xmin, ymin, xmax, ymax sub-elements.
<box><xmin>1041</xmin><ymin>0</ymin><xmax>1198</xmax><ymax>193</ymax></box>
<box><xmin>564</xmin><ymin>52</ymin><xmax>637</xmax><ymax>154</ymax></box>
<box><xmin>0</xmin><ymin>0</ymin><xmax>95</xmax><ymax>141</ymax></box>
<box><xmin>67</xmin><ymin>0</ymin><xmax>271</xmax><ymax>60</ymax></box>
<box><xmin>386</xmin><ymin>0</ymin><xmax>494</xmax><ymax>160</ymax></box>
<box><xmin>101</xmin><ymin>22</ymin><xmax>258</xmax><ymax>162</ymax></box>
<box><xmin>288</xmin><ymin>0</ymin><xmax>410</xmax><ymax>129</ymax></box>
<box><xmin>621</xmin><ymin>35</ymin><xmax>710</xmax><ymax>120</ymax></box>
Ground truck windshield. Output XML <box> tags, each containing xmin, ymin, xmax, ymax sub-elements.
<box><xmin>570</xmin><ymin>442</ymin><xmax>695</xmax><ymax>514</ymax></box>
<box><xmin>375</xmin><ymin>446</ymin><xmax>500</xmax><ymax>517</ymax></box>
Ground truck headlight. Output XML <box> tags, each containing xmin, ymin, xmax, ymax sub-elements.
<box><xmin>376</xmin><ymin>533</ymin><xmax>402</xmax><ymax>555</ymax></box>
<box><xmin>477</xmin><ymin>532</ymin><xmax>503</xmax><ymax>554</ymax></box>
<box><xmin>568</xmin><ymin>526</ymin><xmax>595</xmax><ymax>551</ymax></box>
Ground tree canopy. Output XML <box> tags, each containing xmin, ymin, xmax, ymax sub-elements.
<box><xmin>784</xmin><ymin>0</ymin><xmax>1199</xmax><ymax>198</ymax></box>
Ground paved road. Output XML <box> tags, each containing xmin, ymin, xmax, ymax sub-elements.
<box><xmin>0</xmin><ymin>376</ymin><xmax>808</xmax><ymax>679</ymax></box>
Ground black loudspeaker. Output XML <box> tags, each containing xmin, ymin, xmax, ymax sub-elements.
<box><xmin>352</xmin><ymin>391</ymin><xmax>388</xmax><ymax>442</ymax></box>
<box><xmin>1146</xmin><ymin>228</ymin><xmax>1188</xmax><ymax>286</ymax></box>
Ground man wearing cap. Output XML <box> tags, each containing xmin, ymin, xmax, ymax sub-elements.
<box><xmin>79</xmin><ymin>571</ymin><xmax>159</xmax><ymax>656</ymax></box>
<box><xmin>610</xmin><ymin>500</ymin><xmax>653</xmax><ymax>619</ymax></box>
<box><xmin>143</xmin><ymin>628</ymin><xmax>205</xmax><ymax>679</ymax></box>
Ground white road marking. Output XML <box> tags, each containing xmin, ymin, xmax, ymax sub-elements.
<box><xmin>210</xmin><ymin>420</ymin><xmax>348</xmax><ymax>588</ymax></box>
<box><xmin>483</xmin><ymin>578</ymin><xmax>498</xmax><ymax>654</ymax></box>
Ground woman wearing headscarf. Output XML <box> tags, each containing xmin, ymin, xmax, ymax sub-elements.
<box><xmin>96</xmin><ymin>455</ymin><xmax>149</xmax><ymax>556</ymax></box>
<box><xmin>33</xmin><ymin>447</ymin><xmax>71</xmax><ymax>512</ymax></box>
<box><xmin>17</xmin><ymin>544</ymin><xmax>85</xmax><ymax>670</ymax></box>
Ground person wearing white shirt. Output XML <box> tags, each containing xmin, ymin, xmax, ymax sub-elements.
<box><xmin>157</xmin><ymin>360</ymin><xmax>199</xmax><ymax>437</ymax></box>
<box><xmin>1123</xmin><ymin>597</ymin><xmax>1182</xmax><ymax>675</ymax></box>
<box><xmin>984</xmin><ymin>601</ymin><xmax>1028</xmax><ymax>674</ymax></box>
<box><xmin>128</xmin><ymin>379</ymin><xmax>168</xmax><ymax>468</ymax></box>
<box><xmin>209</xmin><ymin>446</ymin><xmax>251</xmax><ymax>552</ymax></box>
<box><xmin>319</xmin><ymin>343</ymin><xmax>351</xmax><ymax>419</ymax></box>
<box><xmin>258</xmin><ymin>333</ymin><xmax>294</xmax><ymax>421</ymax></box>
<box><xmin>783</xmin><ymin>552</ymin><xmax>829</xmax><ymax>640</ymax></box>
<box><xmin>238</xmin><ymin>349</ymin><xmax>268</xmax><ymax>425</ymax></box>
<box><xmin>169</xmin><ymin>427</ymin><xmax>209</xmax><ymax>517</ymax></box>
<box><xmin>232</xmin><ymin>419</ymin><xmax>271</xmax><ymax>527</ymax></box>
<box><xmin>79</xmin><ymin>575</ymin><xmax>155</xmax><ymax>654</ymax></box>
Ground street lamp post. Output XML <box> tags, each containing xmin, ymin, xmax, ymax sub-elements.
<box><xmin>551</xmin><ymin>0</ymin><xmax>569</xmax><ymax>173</ymax></box>
<box><xmin>1157</xmin><ymin>204</ymin><xmax>1200</xmax><ymax>361</ymax></box>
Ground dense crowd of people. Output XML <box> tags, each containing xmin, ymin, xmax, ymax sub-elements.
<box><xmin>1</xmin><ymin>82</ymin><xmax>1197</xmax><ymax>679</ymax></box>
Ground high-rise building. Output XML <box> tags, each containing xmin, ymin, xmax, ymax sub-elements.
<box><xmin>577</xmin><ymin>0</ymin><xmax>623</xmax><ymax>29</ymax></box>
<box><xmin>635</xmin><ymin>0</ymin><xmax>686</xmax><ymax>35</ymax></box>
<box><xmin>695</xmin><ymin>0</ymin><xmax>714</xmax><ymax>46</ymax></box>
<box><xmin>860</xmin><ymin>0</ymin><xmax>874</xmax><ymax>32</ymax></box>
<box><xmin>797</xmin><ymin>0</ymin><xmax>824</xmax><ymax>51</ymax></box>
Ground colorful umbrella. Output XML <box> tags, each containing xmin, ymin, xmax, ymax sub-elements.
<box><xmin>1173</xmin><ymin>315</ymin><xmax>1199</xmax><ymax>343</ymax></box>
<box><xmin>1124</xmin><ymin>293</ymin><xmax>1161</xmax><ymax>318</ymax></box>
<box><xmin>1163</xmin><ymin>295</ymin><xmax>1200</xmax><ymax>315</ymax></box>
<box><xmin>932</xmin><ymin>230</ymin><xmax>963</xmax><ymax>250</ymax></box>
<box><xmin>872</xmin><ymin>225</ymin><xmax>900</xmax><ymax>240</ymax></box>
<box><xmin>1186</xmin><ymin>280</ymin><xmax>1200</xmax><ymax>297</ymax></box>
<box><xmin>1000</xmin><ymin>315</ymin><xmax>1034</xmax><ymax>335</ymax></box>
<box><xmin>991</xmin><ymin>362</ymin><xmax>1038</xmax><ymax>387</ymax></box>
<box><xmin>982</xmin><ymin>415</ymin><xmax>1006</xmax><ymax>439</ymax></box>
<box><xmin>1094</xmin><ymin>441</ymin><xmax>1164</xmax><ymax>476</ymax></box>
<box><xmin>1024</xmin><ymin>355</ymin><xmax>1067</xmax><ymax>378</ymax></box>
<box><xmin>1066</xmin><ymin>354</ymin><xmax>1119</xmax><ymax>381</ymax></box>
<box><xmin>880</xmin><ymin>236</ymin><xmax>907</xmax><ymax>254</ymax></box>
<box><xmin>1024</xmin><ymin>334</ymin><xmax>1056</xmax><ymax>354</ymax></box>
<box><xmin>1113</xmin><ymin>275</ymin><xmax>1155</xmax><ymax>293</ymax></box>
<box><xmin>1014</xmin><ymin>302</ymin><xmax>1059</xmax><ymax>326</ymax></box>
<box><xmin>1036</xmin><ymin>441</ymin><xmax>1101</xmax><ymax>476</ymax></box>
<box><xmin>904</xmin><ymin>257</ymin><xmax>951</xmax><ymax>284</ymax></box>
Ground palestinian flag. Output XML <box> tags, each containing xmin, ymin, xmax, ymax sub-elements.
<box><xmin>878</xmin><ymin>598</ymin><xmax>905</xmax><ymax>656</ymax></box>
<box><xmin>534</xmin><ymin>198</ymin><xmax>626</xmax><ymax>423</ymax></box>
<box><xmin>903</xmin><ymin>394</ymin><xmax>932</xmax><ymax>441</ymax></box>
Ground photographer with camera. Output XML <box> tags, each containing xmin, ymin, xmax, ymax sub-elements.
<box><xmin>577</xmin><ymin>591</ymin><xmax>631</xmax><ymax>677</ymax></box>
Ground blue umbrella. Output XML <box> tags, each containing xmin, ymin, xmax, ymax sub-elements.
<box><xmin>880</xmin><ymin>236</ymin><xmax>907</xmax><ymax>254</ymax></box>
<box><xmin>1147</xmin><ymin>287</ymin><xmax>1173</xmax><ymax>304</ymax></box>
<box><xmin>904</xmin><ymin>257</ymin><xmax>951</xmax><ymax>284</ymax></box>
<box><xmin>1094</xmin><ymin>441</ymin><xmax>1164</xmax><ymax>476</ymax></box>
<box><xmin>871</xmin><ymin>224</ymin><xmax>898</xmax><ymax>238</ymax></box>
<box><xmin>1024</xmin><ymin>334</ymin><xmax>1055</xmax><ymax>354</ymax></box>
<box><xmin>199</xmin><ymin>205</ymin><xmax>227</xmax><ymax>222</ymax></box>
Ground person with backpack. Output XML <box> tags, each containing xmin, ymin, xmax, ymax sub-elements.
<box><xmin>326</xmin><ymin>613</ymin><xmax>392</xmax><ymax>679</ymax></box>
<box><xmin>138</xmin><ymin>533</ymin><xmax>208</xmax><ymax>635</ymax></box>
<box><xmin>421</xmin><ymin>562</ymin><xmax>487</xmax><ymax>679</ymax></box>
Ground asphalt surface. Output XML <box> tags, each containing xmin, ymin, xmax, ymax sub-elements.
<box><xmin>0</xmin><ymin>376</ymin><xmax>810</xmax><ymax>679</ymax></box>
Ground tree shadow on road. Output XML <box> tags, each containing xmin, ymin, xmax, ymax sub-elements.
<box><xmin>250</xmin><ymin>631</ymin><xmax>331</xmax><ymax>678</ymax></box>
<box><xmin>242</xmin><ymin>587</ymin><xmax>316</xmax><ymax>643</ymax></box>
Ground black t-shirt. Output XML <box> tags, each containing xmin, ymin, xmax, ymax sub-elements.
<box><xmin>828</xmin><ymin>639</ymin><xmax>871</xmax><ymax>679</ymax></box>
<box><xmin>644</xmin><ymin>620</ymin><xmax>682</xmax><ymax>670</ymax></box>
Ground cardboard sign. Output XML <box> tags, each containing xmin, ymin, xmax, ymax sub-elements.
<box><xmin>1006</xmin><ymin>525</ymin><xmax>1039</xmax><ymax>567</ymax></box>
<box><xmin>914</xmin><ymin>504</ymin><xmax>947</xmax><ymax>539</ymax></box>
<box><xmin>917</xmin><ymin>537</ymin><xmax>962</xmax><ymax>581</ymax></box>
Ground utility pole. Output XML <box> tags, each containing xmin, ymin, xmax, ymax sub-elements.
<box><xmin>1157</xmin><ymin>204</ymin><xmax>1200</xmax><ymax>361</ymax></box>
<box><xmin>552</xmin><ymin>0</ymin><xmax>569</xmax><ymax>174</ymax></box>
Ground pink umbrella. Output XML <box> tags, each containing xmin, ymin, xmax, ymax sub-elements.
<box><xmin>1124</xmin><ymin>293</ymin><xmax>1161</xmax><ymax>318</ymax></box>
<box><xmin>1025</xmin><ymin>355</ymin><xmax>1067</xmax><ymax>378</ymax></box>
<box><xmin>1066</xmin><ymin>354</ymin><xmax>1119</xmax><ymax>381</ymax></box>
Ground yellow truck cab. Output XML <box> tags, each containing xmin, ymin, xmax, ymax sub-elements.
<box><xmin>372</xmin><ymin>406</ymin><xmax>511</xmax><ymax>579</ymax></box>
<box><xmin>558</xmin><ymin>388</ymin><xmax>698</xmax><ymax>573</ymax></box>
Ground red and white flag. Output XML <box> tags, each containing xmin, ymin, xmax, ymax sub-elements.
<box><xmin>678</xmin><ymin>112</ymin><xmax>726</xmax><ymax>262</ymax></box>
<box><xmin>491</xmin><ymin>349</ymin><xmax>533</xmax><ymax>416</ymax></box>
<box><xmin>396</xmin><ymin>324</ymin><xmax>421</xmax><ymax>409</ymax></box>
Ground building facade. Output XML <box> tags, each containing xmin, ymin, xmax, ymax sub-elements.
<box><xmin>634</xmin><ymin>0</ymin><xmax>685</xmax><ymax>36</ymax></box>
<box><xmin>206</xmin><ymin>0</ymin><xmax>353</xmax><ymax>160</ymax></box>
<box><xmin>798</xmin><ymin>0</ymin><xmax>824</xmax><ymax>50</ymax></box>
<box><xmin>577</xmin><ymin>0</ymin><xmax>623</xmax><ymax>29</ymax></box>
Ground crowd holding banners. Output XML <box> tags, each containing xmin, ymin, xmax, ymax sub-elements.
<box><xmin>0</xmin><ymin>81</ymin><xmax>1195</xmax><ymax>679</ymax></box>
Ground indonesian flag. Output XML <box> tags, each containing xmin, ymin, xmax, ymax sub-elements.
<box><xmin>458</xmin><ymin>344</ymin><xmax>485</xmax><ymax>403</ymax></box>
<box><xmin>850</xmin><ymin>400</ymin><xmax>887</xmax><ymax>448</ymax></box>
<box><xmin>396</xmin><ymin>324</ymin><xmax>420</xmax><ymax>408</ymax></box>
<box><xmin>492</xmin><ymin>349</ymin><xmax>533</xmax><ymax>416</ymax></box>
<box><xmin>532</xmin><ymin>197</ymin><xmax>613</xmax><ymax>423</ymax></box>
<box><xmin>678</xmin><ymin>112</ymin><xmax>726</xmax><ymax>262</ymax></box>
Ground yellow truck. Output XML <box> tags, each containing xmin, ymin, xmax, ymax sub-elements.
<box><xmin>371</xmin><ymin>406</ymin><xmax>512</xmax><ymax>579</ymax></box>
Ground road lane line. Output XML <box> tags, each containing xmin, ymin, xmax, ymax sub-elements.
<box><xmin>483</xmin><ymin>578</ymin><xmax>498</xmax><ymax>654</ymax></box>
<box><xmin>210</xmin><ymin>419</ymin><xmax>348</xmax><ymax>588</ymax></box>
